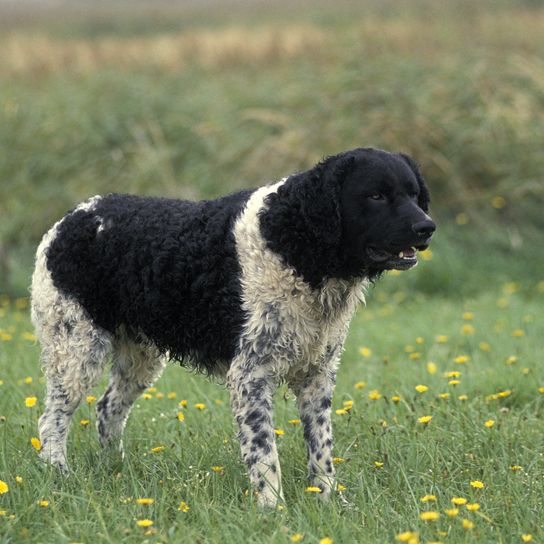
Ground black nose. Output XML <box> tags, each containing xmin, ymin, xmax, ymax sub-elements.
<box><xmin>412</xmin><ymin>219</ymin><xmax>436</xmax><ymax>236</ymax></box>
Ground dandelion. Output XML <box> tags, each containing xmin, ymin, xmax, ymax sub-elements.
<box><xmin>512</xmin><ymin>329</ymin><xmax>525</xmax><ymax>338</ymax></box>
<box><xmin>521</xmin><ymin>535</ymin><xmax>533</xmax><ymax>542</ymax></box>
<box><xmin>178</xmin><ymin>501</ymin><xmax>190</xmax><ymax>513</ymax></box>
<box><xmin>337</xmin><ymin>483</ymin><xmax>346</xmax><ymax>492</ymax></box>
<box><xmin>448</xmin><ymin>380</ymin><xmax>460</xmax><ymax>386</ymax></box>
<box><xmin>458</xmin><ymin>395</ymin><xmax>468</xmax><ymax>401</ymax></box>
<box><xmin>335</xmin><ymin>409</ymin><xmax>348</xmax><ymax>415</ymax></box>
<box><xmin>194</xmin><ymin>403</ymin><xmax>206</xmax><ymax>410</ymax></box>
<box><xmin>0</xmin><ymin>481</ymin><xmax>8</xmax><ymax>494</ymax></box>
<box><xmin>142</xmin><ymin>393</ymin><xmax>152</xmax><ymax>400</ymax></box>
<box><xmin>461</xmin><ymin>324</ymin><xmax>475</xmax><ymax>335</ymax></box>
<box><xmin>416</xmin><ymin>337</ymin><xmax>424</xmax><ymax>344</ymax></box>
<box><xmin>445</xmin><ymin>371</ymin><xmax>461</xmax><ymax>378</ymax></box>
<box><xmin>453</xmin><ymin>355</ymin><xmax>469</xmax><ymax>364</ymax></box>
<box><xmin>470</xmin><ymin>480</ymin><xmax>484</xmax><ymax>489</ymax></box>
<box><xmin>392</xmin><ymin>395</ymin><xmax>401</xmax><ymax>402</ymax></box>
<box><xmin>343</xmin><ymin>400</ymin><xmax>354</xmax><ymax>410</ymax></box>
<box><xmin>80</xmin><ymin>419</ymin><xmax>90</xmax><ymax>427</ymax></box>
<box><xmin>25</xmin><ymin>396</ymin><xmax>37</xmax><ymax>408</ymax></box>
<box><xmin>461</xmin><ymin>519</ymin><xmax>474</xmax><ymax>530</ymax></box>
<box><xmin>15</xmin><ymin>476</ymin><xmax>23</xmax><ymax>484</ymax></box>
<box><xmin>288</xmin><ymin>419</ymin><xmax>301</xmax><ymax>424</ymax></box>
<box><xmin>462</xmin><ymin>312</ymin><xmax>474</xmax><ymax>320</ymax></box>
<box><xmin>291</xmin><ymin>534</ymin><xmax>304</xmax><ymax>542</ymax></box>
<box><xmin>368</xmin><ymin>390</ymin><xmax>382</xmax><ymax>400</ymax></box>
<box><xmin>456</xmin><ymin>212</ymin><xmax>469</xmax><ymax>225</ymax></box>
<box><xmin>155</xmin><ymin>392</ymin><xmax>164</xmax><ymax>399</ymax></box>
<box><xmin>21</xmin><ymin>332</ymin><xmax>37</xmax><ymax>342</ymax></box>
<box><xmin>451</xmin><ymin>497</ymin><xmax>467</xmax><ymax>505</ymax></box>
<box><xmin>167</xmin><ymin>392</ymin><xmax>177</xmax><ymax>399</ymax></box>
<box><xmin>176</xmin><ymin>412</ymin><xmax>185</xmax><ymax>422</ymax></box>
<box><xmin>333</xmin><ymin>457</ymin><xmax>345</xmax><ymax>464</ymax></box>
<box><xmin>436</xmin><ymin>335</ymin><xmax>449</xmax><ymax>343</ymax></box>
<box><xmin>136</xmin><ymin>519</ymin><xmax>153</xmax><ymax>527</ymax></box>
<box><xmin>319</xmin><ymin>538</ymin><xmax>333</xmax><ymax>544</ymax></box>
<box><xmin>426</xmin><ymin>362</ymin><xmax>437</xmax><ymax>375</ymax></box>
<box><xmin>354</xmin><ymin>381</ymin><xmax>366</xmax><ymax>390</ymax></box>
<box><xmin>373</xmin><ymin>461</ymin><xmax>383</xmax><ymax>468</ymax></box>
<box><xmin>438</xmin><ymin>393</ymin><xmax>450</xmax><ymax>399</ymax></box>
<box><xmin>147</xmin><ymin>387</ymin><xmax>157</xmax><ymax>393</ymax></box>
<box><xmin>86</xmin><ymin>395</ymin><xmax>96</xmax><ymax>404</ymax></box>
<box><xmin>24</xmin><ymin>376</ymin><xmax>33</xmax><ymax>384</ymax></box>
<box><xmin>419</xmin><ymin>511</ymin><xmax>440</xmax><ymax>521</ymax></box>
<box><xmin>420</xmin><ymin>494</ymin><xmax>437</xmax><ymax>503</ymax></box>
<box><xmin>136</xmin><ymin>498</ymin><xmax>154</xmax><ymax>505</ymax></box>
<box><xmin>409</xmin><ymin>352</ymin><xmax>422</xmax><ymax>360</ymax></box>
<box><xmin>38</xmin><ymin>500</ymin><xmax>49</xmax><ymax>507</ymax></box>
<box><xmin>396</xmin><ymin>531</ymin><xmax>418</xmax><ymax>542</ymax></box>
<box><xmin>444</xmin><ymin>508</ymin><xmax>459</xmax><ymax>517</ymax></box>
<box><xmin>150</xmin><ymin>445</ymin><xmax>165</xmax><ymax>454</ymax></box>
<box><xmin>418</xmin><ymin>415</ymin><xmax>432</xmax><ymax>424</ymax></box>
<box><xmin>274</xmin><ymin>429</ymin><xmax>285</xmax><ymax>436</ymax></box>
<box><xmin>506</xmin><ymin>355</ymin><xmax>518</xmax><ymax>365</ymax></box>
<box><xmin>30</xmin><ymin>437</ymin><xmax>41</xmax><ymax>451</ymax></box>
<box><xmin>497</xmin><ymin>390</ymin><xmax>512</xmax><ymax>398</ymax></box>
<box><xmin>479</xmin><ymin>341</ymin><xmax>491</xmax><ymax>352</ymax></box>
<box><xmin>466</xmin><ymin>503</ymin><xmax>480</xmax><ymax>511</ymax></box>
<box><xmin>484</xmin><ymin>420</ymin><xmax>495</xmax><ymax>428</ymax></box>
<box><xmin>305</xmin><ymin>486</ymin><xmax>322</xmax><ymax>493</ymax></box>
<box><xmin>211</xmin><ymin>466</ymin><xmax>224</xmax><ymax>473</ymax></box>
<box><xmin>415</xmin><ymin>385</ymin><xmax>428</xmax><ymax>393</ymax></box>
<box><xmin>491</xmin><ymin>195</ymin><xmax>506</xmax><ymax>209</ymax></box>
<box><xmin>179</xmin><ymin>400</ymin><xmax>188</xmax><ymax>407</ymax></box>
<box><xmin>510</xmin><ymin>465</ymin><xmax>522</xmax><ymax>471</ymax></box>
<box><xmin>359</xmin><ymin>347</ymin><xmax>372</xmax><ymax>358</ymax></box>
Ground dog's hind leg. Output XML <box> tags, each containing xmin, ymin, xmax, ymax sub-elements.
<box><xmin>31</xmin><ymin>227</ymin><xmax>112</xmax><ymax>472</ymax></box>
<box><xmin>96</xmin><ymin>337</ymin><xmax>166</xmax><ymax>454</ymax></box>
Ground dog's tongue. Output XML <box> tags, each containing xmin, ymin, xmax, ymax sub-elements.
<box><xmin>399</xmin><ymin>247</ymin><xmax>416</xmax><ymax>259</ymax></box>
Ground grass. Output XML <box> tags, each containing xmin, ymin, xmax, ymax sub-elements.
<box><xmin>1</xmin><ymin>266</ymin><xmax>544</xmax><ymax>543</ymax></box>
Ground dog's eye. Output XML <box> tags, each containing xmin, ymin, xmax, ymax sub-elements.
<box><xmin>368</xmin><ymin>193</ymin><xmax>385</xmax><ymax>201</ymax></box>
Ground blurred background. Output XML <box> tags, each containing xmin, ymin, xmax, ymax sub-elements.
<box><xmin>1</xmin><ymin>0</ymin><xmax>543</xmax><ymax>298</ymax></box>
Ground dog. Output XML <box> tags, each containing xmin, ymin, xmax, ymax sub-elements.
<box><xmin>31</xmin><ymin>147</ymin><xmax>435</xmax><ymax>507</ymax></box>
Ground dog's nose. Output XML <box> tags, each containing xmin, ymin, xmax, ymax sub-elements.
<box><xmin>412</xmin><ymin>219</ymin><xmax>436</xmax><ymax>236</ymax></box>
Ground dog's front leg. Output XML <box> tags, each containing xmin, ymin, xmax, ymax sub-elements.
<box><xmin>227</xmin><ymin>357</ymin><xmax>283</xmax><ymax>508</ymax></box>
<box><xmin>292</xmin><ymin>363</ymin><xmax>337</xmax><ymax>500</ymax></box>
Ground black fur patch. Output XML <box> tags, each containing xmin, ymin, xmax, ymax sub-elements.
<box><xmin>46</xmin><ymin>191</ymin><xmax>254</xmax><ymax>373</ymax></box>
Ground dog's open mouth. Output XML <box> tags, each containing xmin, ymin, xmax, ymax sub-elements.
<box><xmin>367</xmin><ymin>245</ymin><xmax>427</xmax><ymax>270</ymax></box>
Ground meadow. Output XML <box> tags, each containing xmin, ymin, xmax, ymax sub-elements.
<box><xmin>1</xmin><ymin>0</ymin><xmax>544</xmax><ymax>542</ymax></box>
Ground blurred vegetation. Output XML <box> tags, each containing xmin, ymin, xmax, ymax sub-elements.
<box><xmin>1</xmin><ymin>0</ymin><xmax>543</xmax><ymax>295</ymax></box>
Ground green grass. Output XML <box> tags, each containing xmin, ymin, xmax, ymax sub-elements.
<box><xmin>1</xmin><ymin>269</ymin><xmax>543</xmax><ymax>543</ymax></box>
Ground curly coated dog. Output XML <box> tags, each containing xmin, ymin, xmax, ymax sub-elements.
<box><xmin>31</xmin><ymin>147</ymin><xmax>435</xmax><ymax>507</ymax></box>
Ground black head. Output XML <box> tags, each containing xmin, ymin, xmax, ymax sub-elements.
<box><xmin>259</xmin><ymin>147</ymin><xmax>435</xmax><ymax>287</ymax></box>
<box><xmin>337</xmin><ymin>148</ymin><xmax>435</xmax><ymax>277</ymax></box>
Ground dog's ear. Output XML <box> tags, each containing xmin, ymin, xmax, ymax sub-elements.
<box><xmin>399</xmin><ymin>153</ymin><xmax>430</xmax><ymax>212</ymax></box>
<box><xmin>259</xmin><ymin>154</ymin><xmax>355</xmax><ymax>288</ymax></box>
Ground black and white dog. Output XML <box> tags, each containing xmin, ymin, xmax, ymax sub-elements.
<box><xmin>31</xmin><ymin>147</ymin><xmax>435</xmax><ymax>507</ymax></box>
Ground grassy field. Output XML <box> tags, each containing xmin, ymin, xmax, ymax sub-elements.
<box><xmin>1</xmin><ymin>0</ymin><xmax>544</xmax><ymax>542</ymax></box>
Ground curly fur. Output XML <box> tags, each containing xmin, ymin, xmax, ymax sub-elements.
<box><xmin>31</xmin><ymin>147</ymin><xmax>435</xmax><ymax>507</ymax></box>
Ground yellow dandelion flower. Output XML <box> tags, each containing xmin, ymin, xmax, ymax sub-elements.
<box><xmin>178</xmin><ymin>501</ymin><xmax>190</xmax><ymax>513</ymax></box>
<box><xmin>368</xmin><ymin>390</ymin><xmax>382</xmax><ymax>400</ymax></box>
<box><xmin>497</xmin><ymin>390</ymin><xmax>512</xmax><ymax>398</ymax></box>
<box><xmin>211</xmin><ymin>466</ymin><xmax>224</xmax><ymax>473</ymax></box>
<box><xmin>22</xmin><ymin>332</ymin><xmax>37</xmax><ymax>342</ymax></box>
<box><xmin>510</xmin><ymin>465</ymin><xmax>522</xmax><ymax>471</ymax></box>
<box><xmin>179</xmin><ymin>400</ymin><xmax>188</xmax><ymax>407</ymax></box>
<box><xmin>479</xmin><ymin>341</ymin><xmax>491</xmax><ymax>352</ymax></box>
<box><xmin>506</xmin><ymin>355</ymin><xmax>518</xmax><ymax>365</ymax></box>
<box><xmin>86</xmin><ymin>395</ymin><xmax>96</xmax><ymax>404</ymax></box>
<box><xmin>0</xmin><ymin>331</ymin><xmax>12</xmax><ymax>342</ymax></box>
<box><xmin>418</xmin><ymin>415</ymin><xmax>432</xmax><ymax>424</ymax></box>
<box><xmin>24</xmin><ymin>376</ymin><xmax>33</xmax><ymax>384</ymax></box>
<box><xmin>359</xmin><ymin>347</ymin><xmax>372</xmax><ymax>358</ymax></box>
<box><xmin>305</xmin><ymin>486</ymin><xmax>322</xmax><ymax>493</ymax></box>
<box><xmin>392</xmin><ymin>395</ymin><xmax>401</xmax><ymax>402</ymax></box>
<box><xmin>453</xmin><ymin>355</ymin><xmax>470</xmax><ymax>364</ymax></box>
<box><xmin>436</xmin><ymin>335</ymin><xmax>449</xmax><ymax>344</ymax></box>
<box><xmin>409</xmin><ymin>352</ymin><xmax>422</xmax><ymax>360</ymax></box>
<box><xmin>470</xmin><ymin>480</ymin><xmax>484</xmax><ymax>489</ymax></box>
<box><xmin>521</xmin><ymin>534</ymin><xmax>533</xmax><ymax>542</ymax></box>
<box><xmin>419</xmin><ymin>511</ymin><xmax>440</xmax><ymax>521</ymax></box>
<box><xmin>426</xmin><ymin>362</ymin><xmax>437</xmax><ymax>375</ymax></box>
<box><xmin>462</xmin><ymin>518</ymin><xmax>474</xmax><ymax>530</ymax></box>
<box><xmin>438</xmin><ymin>393</ymin><xmax>450</xmax><ymax>399</ymax></box>
<box><xmin>337</xmin><ymin>483</ymin><xmax>346</xmax><ymax>492</ymax></box>
<box><xmin>405</xmin><ymin>344</ymin><xmax>415</xmax><ymax>353</ymax></box>
<box><xmin>466</xmin><ymin>503</ymin><xmax>480</xmax><ymax>511</ymax></box>
<box><xmin>512</xmin><ymin>329</ymin><xmax>525</xmax><ymax>338</ymax></box>
<box><xmin>319</xmin><ymin>538</ymin><xmax>333</xmax><ymax>544</ymax></box>
<box><xmin>30</xmin><ymin>437</ymin><xmax>41</xmax><ymax>451</ymax></box>
<box><xmin>136</xmin><ymin>498</ymin><xmax>155</xmax><ymax>505</ymax></box>
<box><xmin>415</xmin><ymin>385</ymin><xmax>428</xmax><ymax>393</ymax></box>
<box><xmin>420</xmin><ymin>494</ymin><xmax>437</xmax><ymax>503</ymax></box>
<box><xmin>461</xmin><ymin>324</ymin><xmax>475</xmax><ymax>335</ymax></box>
<box><xmin>147</xmin><ymin>387</ymin><xmax>157</xmax><ymax>393</ymax></box>
<box><xmin>420</xmin><ymin>249</ymin><xmax>433</xmax><ymax>261</ymax></box>
<box><xmin>462</xmin><ymin>312</ymin><xmax>474</xmax><ymax>320</ymax></box>
<box><xmin>335</xmin><ymin>409</ymin><xmax>348</xmax><ymax>415</ymax></box>
<box><xmin>522</xmin><ymin>367</ymin><xmax>530</xmax><ymax>375</ymax></box>
<box><xmin>142</xmin><ymin>393</ymin><xmax>152</xmax><ymax>400</ymax></box>
<box><xmin>0</xmin><ymin>481</ymin><xmax>8</xmax><ymax>494</ymax></box>
<box><xmin>288</xmin><ymin>419</ymin><xmax>301</xmax><ymax>424</ymax></box>
<box><xmin>484</xmin><ymin>420</ymin><xmax>495</xmax><ymax>428</ymax></box>
<box><xmin>15</xmin><ymin>476</ymin><xmax>23</xmax><ymax>484</ymax></box>
<box><xmin>491</xmin><ymin>195</ymin><xmax>506</xmax><ymax>209</ymax></box>
<box><xmin>150</xmin><ymin>445</ymin><xmax>165</xmax><ymax>454</ymax></box>
<box><xmin>451</xmin><ymin>497</ymin><xmax>467</xmax><ymax>505</ymax></box>
<box><xmin>456</xmin><ymin>212</ymin><xmax>469</xmax><ymax>225</ymax></box>
<box><xmin>136</xmin><ymin>519</ymin><xmax>153</xmax><ymax>527</ymax></box>
<box><xmin>25</xmin><ymin>396</ymin><xmax>37</xmax><ymax>408</ymax></box>
<box><xmin>444</xmin><ymin>508</ymin><xmax>459</xmax><ymax>517</ymax></box>
<box><xmin>333</xmin><ymin>457</ymin><xmax>345</xmax><ymax>464</ymax></box>
<box><xmin>354</xmin><ymin>381</ymin><xmax>366</xmax><ymax>390</ymax></box>
<box><xmin>396</xmin><ymin>531</ymin><xmax>418</xmax><ymax>542</ymax></box>
<box><xmin>38</xmin><ymin>500</ymin><xmax>49</xmax><ymax>507</ymax></box>
<box><xmin>458</xmin><ymin>395</ymin><xmax>468</xmax><ymax>401</ymax></box>
<box><xmin>416</xmin><ymin>337</ymin><xmax>425</xmax><ymax>344</ymax></box>
<box><xmin>176</xmin><ymin>412</ymin><xmax>185</xmax><ymax>422</ymax></box>
<box><xmin>373</xmin><ymin>461</ymin><xmax>383</xmax><ymax>468</ymax></box>
<box><xmin>445</xmin><ymin>371</ymin><xmax>461</xmax><ymax>378</ymax></box>
<box><xmin>214</xmin><ymin>399</ymin><xmax>223</xmax><ymax>405</ymax></box>
<box><xmin>80</xmin><ymin>419</ymin><xmax>90</xmax><ymax>427</ymax></box>
<box><xmin>343</xmin><ymin>400</ymin><xmax>354</xmax><ymax>410</ymax></box>
<box><xmin>274</xmin><ymin>429</ymin><xmax>285</xmax><ymax>436</ymax></box>
<box><xmin>448</xmin><ymin>380</ymin><xmax>460</xmax><ymax>386</ymax></box>
<box><xmin>194</xmin><ymin>403</ymin><xmax>206</xmax><ymax>410</ymax></box>
<box><xmin>291</xmin><ymin>534</ymin><xmax>304</xmax><ymax>543</ymax></box>
<box><xmin>155</xmin><ymin>392</ymin><xmax>164</xmax><ymax>399</ymax></box>
<box><xmin>167</xmin><ymin>392</ymin><xmax>177</xmax><ymax>399</ymax></box>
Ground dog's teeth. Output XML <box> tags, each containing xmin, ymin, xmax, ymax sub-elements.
<box><xmin>399</xmin><ymin>251</ymin><xmax>404</xmax><ymax>258</ymax></box>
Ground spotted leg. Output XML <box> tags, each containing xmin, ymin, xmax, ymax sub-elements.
<box><xmin>227</xmin><ymin>355</ymin><xmax>283</xmax><ymax>508</ymax></box>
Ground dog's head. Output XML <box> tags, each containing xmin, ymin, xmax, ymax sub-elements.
<box><xmin>260</xmin><ymin>147</ymin><xmax>435</xmax><ymax>287</ymax></box>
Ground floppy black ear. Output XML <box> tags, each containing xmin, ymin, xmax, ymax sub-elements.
<box><xmin>259</xmin><ymin>154</ymin><xmax>355</xmax><ymax>288</ymax></box>
<box><xmin>399</xmin><ymin>153</ymin><xmax>430</xmax><ymax>212</ymax></box>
